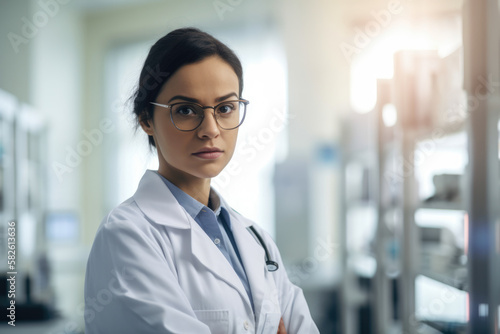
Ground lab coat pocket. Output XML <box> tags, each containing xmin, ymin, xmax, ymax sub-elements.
<box><xmin>194</xmin><ymin>309</ymin><xmax>230</xmax><ymax>334</ymax></box>
<box><xmin>260</xmin><ymin>312</ymin><xmax>281</xmax><ymax>334</ymax></box>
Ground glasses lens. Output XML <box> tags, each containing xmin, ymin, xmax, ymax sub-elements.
<box><xmin>215</xmin><ymin>101</ymin><xmax>246</xmax><ymax>130</ymax></box>
<box><xmin>171</xmin><ymin>103</ymin><xmax>204</xmax><ymax>131</ymax></box>
<box><xmin>169</xmin><ymin>101</ymin><xmax>247</xmax><ymax>131</ymax></box>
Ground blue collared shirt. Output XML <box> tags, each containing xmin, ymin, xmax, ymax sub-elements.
<box><xmin>157</xmin><ymin>172</ymin><xmax>254</xmax><ymax>311</ymax></box>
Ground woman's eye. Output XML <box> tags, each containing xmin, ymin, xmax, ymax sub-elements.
<box><xmin>176</xmin><ymin>105</ymin><xmax>197</xmax><ymax>116</ymax></box>
<box><xmin>218</xmin><ymin>104</ymin><xmax>234</xmax><ymax>114</ymax></box>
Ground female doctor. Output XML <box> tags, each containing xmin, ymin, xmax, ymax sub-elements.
<box><xmin>84</xmin><ymin>28</ymin><xmax>319</xmax><ymax>334</ymax></box>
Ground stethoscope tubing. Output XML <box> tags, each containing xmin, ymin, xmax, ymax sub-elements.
<box><xmin>247</xmin><ymin>226</ymin><xmax>279</xmax><ymax>272</ymax></box>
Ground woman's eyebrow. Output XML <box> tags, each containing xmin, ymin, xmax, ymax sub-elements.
<box><xmin>167</xmin><ymin>95</ymin><xmax>199</xmax><ymax>103</ymax></box>
<box><xmin>167</xmin><ymin>92</ymin><xmax>239</xmax><ymax>104</ymax></box>
<box><xmin>215</xmin><ymin>92</ymin><xmax>238</xmax><ymax>102</ymax></box>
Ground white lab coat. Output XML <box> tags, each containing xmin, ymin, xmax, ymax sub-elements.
<box><xmin>84</xmin><ymin>170</ymin><xmax>319</xmax><ymax>334</ymax></box>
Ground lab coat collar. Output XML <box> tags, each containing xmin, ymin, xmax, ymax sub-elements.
<box><xmin>132</xmin><ymin>170</ymin><xmax>192</xmax><ymax>229</ymax></box>
<box><xmin>156</xmin><ymin>172</ymin><xmax>205</xmax><ymax>220</ymax></box>
<box><xmin>132</xmin><ymin>170</ymin><xmax>254</xmax><ymax>229</ymax></box>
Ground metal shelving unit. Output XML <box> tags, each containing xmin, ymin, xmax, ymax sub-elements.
<box><xmin>463</xmin><ymin>1</ymin><xmax>500</xmax><ymax>333</ymax></box>
<box><xmin>0</xmin><ymin>89</ymin><xmax>54</xmax><ymax>320</ymax></box>
<box><xmin>341</xmin><ymin>79</ymin><xmax>403</xmax><ymax>334</ymax></box>
<box><xmin>0</xmin><ymin>89</ymin><xmax>17</xmax><ymax>274</ymax></box>
<box><xmin>341</xmin><ymin>2</ymin><xmax>500</xmax><ymax>332</ymax></box>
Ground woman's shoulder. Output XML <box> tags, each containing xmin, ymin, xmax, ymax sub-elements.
<box><xmin>107</xmin><ymin>196</ymin><xmax>142</xmax><ymax>220</ymax></box>
<box><xmin>95</xmin><ymin>196</ymin><xmax>152</xmax><ymax>236</ymax></box>
<box><xmin>90</xmin><ymin>196</ymin><xmax>175</xmax><ymax>256</ymax></box>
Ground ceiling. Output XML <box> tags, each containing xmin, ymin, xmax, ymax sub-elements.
<box><xmin>69</xmin><ymin>0</ymin><xmax>163</xmax><ymax>12</ymax></box>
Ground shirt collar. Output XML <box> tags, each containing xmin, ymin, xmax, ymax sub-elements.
<box><xmin>210</xmin><ymin>189</ymin><xmax>232</xmax><ymax>228</ymax></box>
<box><xmin>208</xmin><ymin>189</ymin><xmax>222</xmax><ymax>215</ymax></box>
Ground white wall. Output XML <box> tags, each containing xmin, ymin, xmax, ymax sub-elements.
<box><xmin>31</xmin><ymin>3</ymin><xmax>83</xmax><ymax>218</ymax></box>
<box><xmin>31</xmin><ymin>2</ymin><xmax>86</xmax><ymax>323</ymax></box>
<box><xmin>0</xmin><ymin>0</ymin><xmax>34</xmax><ymax>103</ymax></box>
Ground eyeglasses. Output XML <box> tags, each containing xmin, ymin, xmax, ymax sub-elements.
<box><xmin>149</xmin><ymin>99</ymin><xmax>249</xmax><ymax>131</ymax></box>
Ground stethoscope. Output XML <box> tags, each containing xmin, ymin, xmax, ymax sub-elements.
<box><xmin>247</xmin><ymin>226</ymin><xmax>279</xmax><ymax>272</ymax></box>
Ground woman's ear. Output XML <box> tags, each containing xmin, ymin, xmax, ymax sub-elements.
<box><xmin>139</xmin><ymin>113</ymin><xmax>155</xmax><ymax>136</ymax></box>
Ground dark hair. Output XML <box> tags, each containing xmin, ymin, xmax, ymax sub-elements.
<box><xmin>131</xmin><ymin>27</ymin><xmax>244</xmax><ymax>148</ymax></box>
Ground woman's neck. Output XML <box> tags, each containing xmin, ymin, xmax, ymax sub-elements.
<box><xmin>157</xmin><ymin>167</ymin><xmax>211</xmax><ymax>206</ymax></box>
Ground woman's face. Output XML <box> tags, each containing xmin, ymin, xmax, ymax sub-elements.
<box><xmin>141</xmin><ymin>56</ymin><xmax>240</xmax><ymax>183</ymax></box>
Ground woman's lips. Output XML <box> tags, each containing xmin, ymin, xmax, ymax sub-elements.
<box><xmin>192</xmin><ymin>149</ymin><xmax>223</xmax><ymax>160</ymax></box>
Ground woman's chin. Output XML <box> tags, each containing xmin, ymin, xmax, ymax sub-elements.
<box><xmin>197</xmin><ymin>169</ymin><xmax>226</xmax><ymax>180</ymax></box>
<box><xmin>191</xmin><ymin>161</ymin><xmax>232</xmax><ymax>179</ymax></box>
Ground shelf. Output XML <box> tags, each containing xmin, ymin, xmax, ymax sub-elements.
<box><xmin>348</xmin><ymin>253</ymin><xmax>377</xmax><ymax>278</ymax></box>
<box><xmin>417</xmin><ymin>322</ymin><xmax>447</xmax><ymax>334</ymax></box>
<box><xmin>405</xmin><ymin>122</ymin><xmax>466</xmax><ymax>144</ymax></box>
<box><xmin>419</xmin><ymin>266</ymin><xmax>468</xmax><ymax>291</ymax></box>
<box><xmin>345</xmin><ymin>201</ymin><xmax>377</xmax><ymax>212</ymax></box>
<box><xmin>386</xmin><ymin>321</ymin><xmax>403</xmax><ymax>334</ymax></box>
<box><xmin>421</xmin><ymin>320</ymin><xmax>467</xmax><ymax>334</ymax></box>
<box><xmin>383</xmin><ymin>140</ymin><xmax>401</xmax><ymax>154</ymax></box>
<box><xmin>418</xmin><ymin>201</ymin><xmax>465</xmax><ymax>211</ymax></box>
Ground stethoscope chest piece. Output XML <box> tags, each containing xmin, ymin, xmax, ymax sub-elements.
<box><xmin>247</xmin><ymin>225</ymin><xmax>279</xmax><ymax>272</ymax></box>
<box><xmin>266</xmin><ymin>260</ymin><xmax>279</xmax><ymax>272</ymax></box>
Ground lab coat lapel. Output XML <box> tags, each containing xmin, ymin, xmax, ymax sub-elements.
<box><xmin>189</xmin><ymin>215</ymin><xmax>253</xmax><ymax>310</ymax></box>
<box><xmin>229</xmin><ymin>211</ymin><xmax>280</xmax><ymax>321</ymax></box>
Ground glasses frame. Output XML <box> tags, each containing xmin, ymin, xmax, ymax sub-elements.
<box><xmin>149</xmin><ymin>99</ymin><xmax>249</xmax><ymax>132</ymax></box>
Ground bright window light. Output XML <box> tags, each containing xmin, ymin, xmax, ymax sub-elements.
<box><xmin>382</xmin><ymin>103</ymin><xmax>397</xmax><ymax>127</ymax></box>
<box><xmin>350</xmin><ymin>17</ymin><xmax>462</xmax><ymax>114</ymax></box>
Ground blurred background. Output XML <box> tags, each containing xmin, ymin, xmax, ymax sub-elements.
<box><xmin>1</xmin><ymin>0</ymin><xmax>499</xmax><ymax>333</ymax></box>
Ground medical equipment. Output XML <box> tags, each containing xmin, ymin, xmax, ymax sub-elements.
<box><xmin>247</xmin><ymin>226</ymin><xmax>279</xmax><ymax>272</ymax></box>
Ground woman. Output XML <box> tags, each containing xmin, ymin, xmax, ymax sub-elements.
<box><xmin>84</xmin><ymin>27</ymin><xmax>319</xmax><ymax>334</ymax></box>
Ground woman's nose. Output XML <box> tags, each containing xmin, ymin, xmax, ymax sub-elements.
<box><xmin>197</xmin><ymin>109</ymin><xmax>220</xmax><ymax>139</ymax></box>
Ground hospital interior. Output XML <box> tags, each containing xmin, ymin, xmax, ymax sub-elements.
<box><xmin>1</xmin><ymin>0</ymin><xmax>499</xmax><ymax>333</ymax></box>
